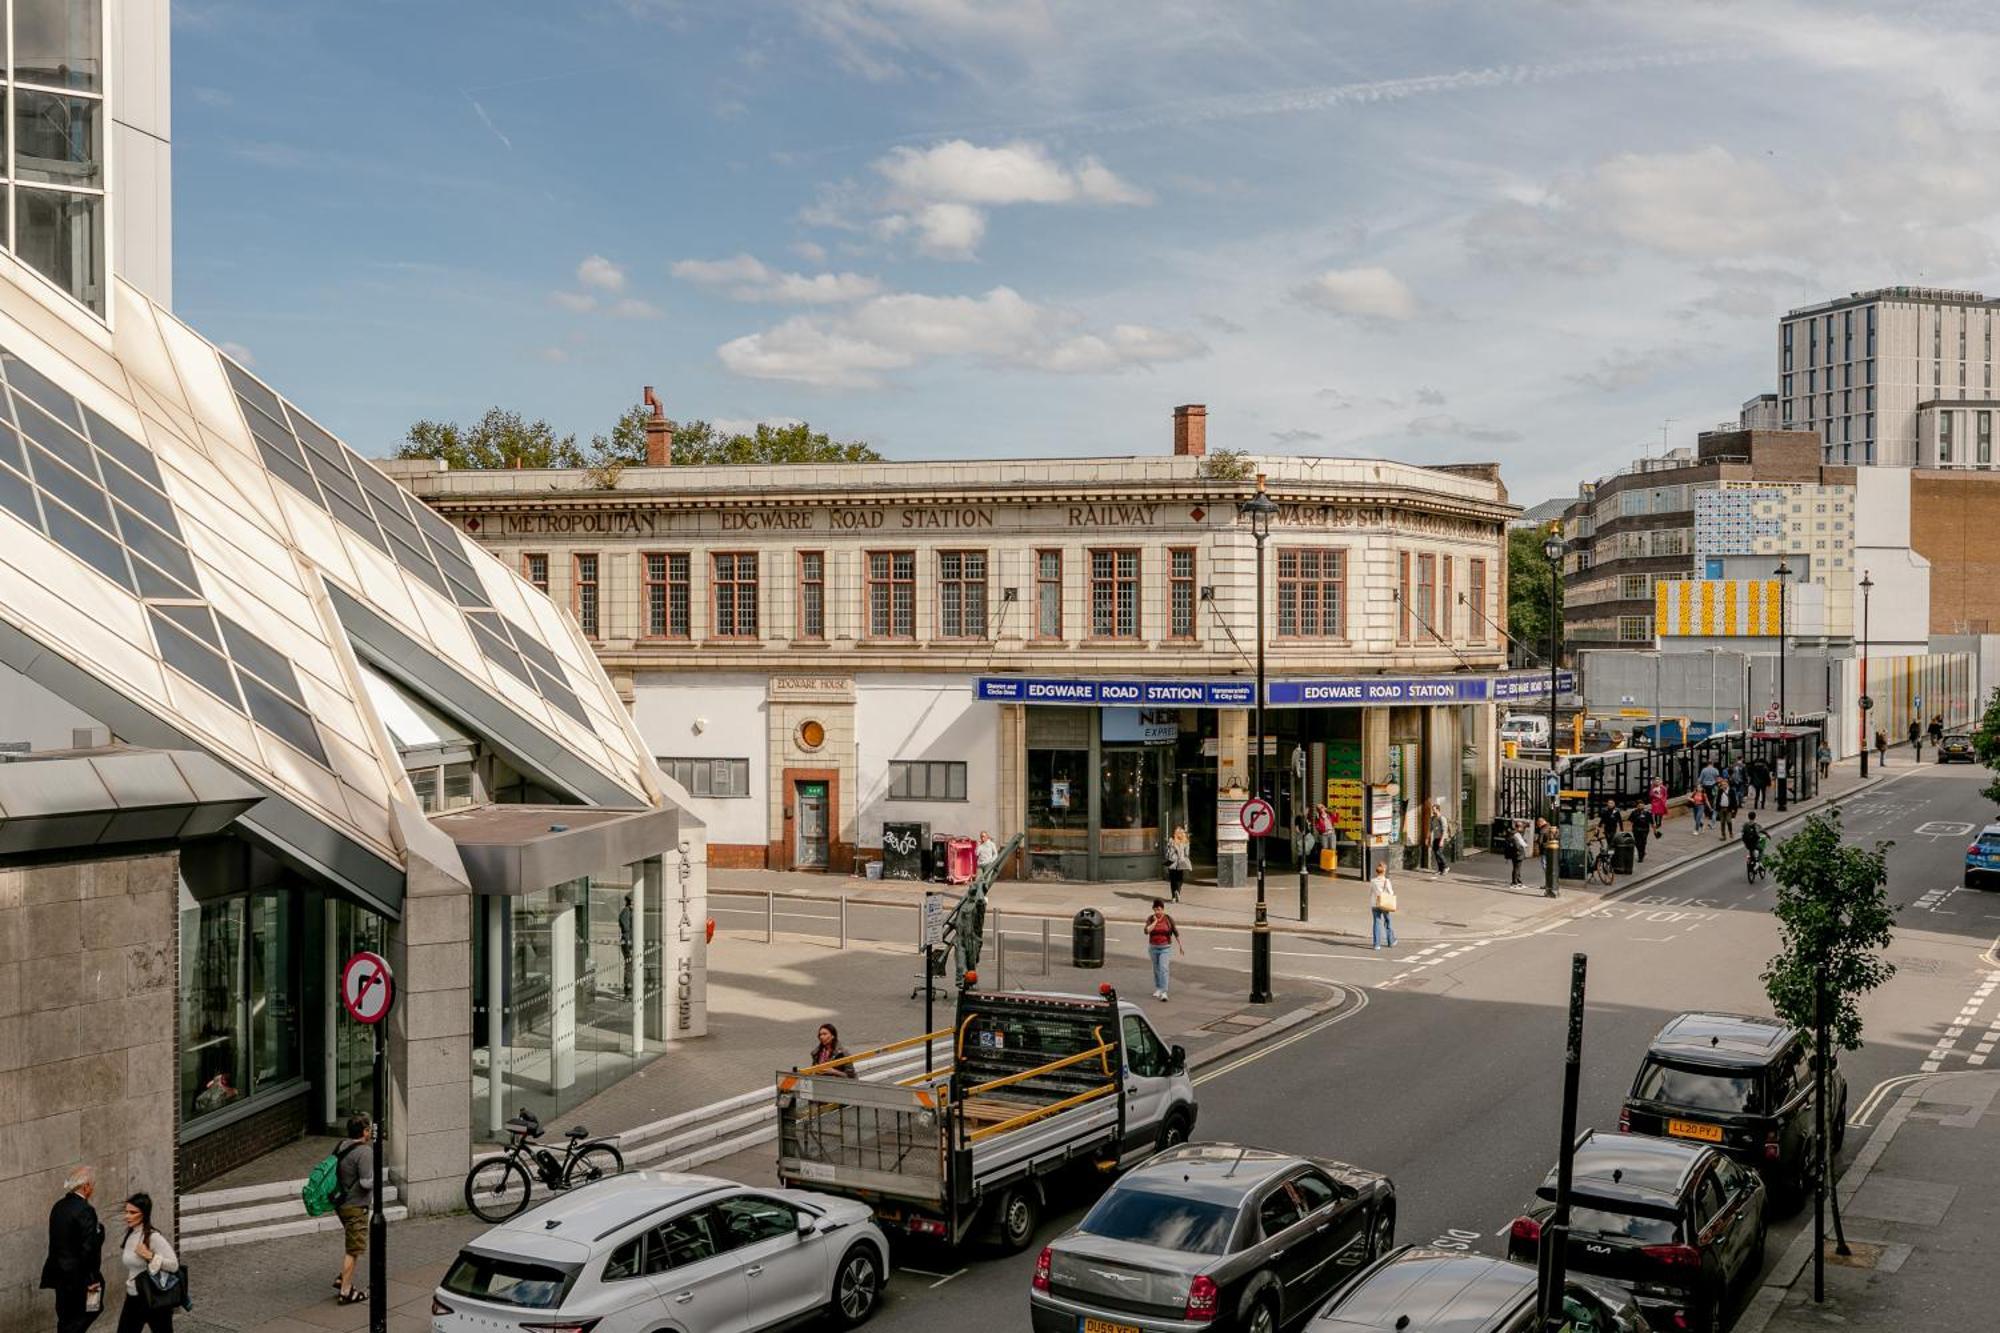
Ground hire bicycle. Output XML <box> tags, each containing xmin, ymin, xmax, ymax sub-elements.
<box><xmin>463</xmin><ymin>1107</ymin><xmax>625</xmax><ymax>1222</ymax></box>
<box><xmin>1586</xmin><ymin>829</ymin><xmax>1616</xmax><ymax>885</ymax></box>
<box><xmin>1746</xmin><ymin>838</ymin><xmax>1769</xmax><ymax>884</ymax></box>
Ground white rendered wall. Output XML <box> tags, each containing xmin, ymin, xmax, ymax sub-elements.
<box><xmin>855</xmin><ymin>673</ymin><xmax>998</xmax><ymax>849</ymax></box>
<box><xmin>630</xmin><ymin>673</ymin><xmax>770</xmax><ymax>849</ymax></box>
<box><xmin>112</xmin><ymin>0</ymin><xmax>172</xmax><ymax>307</ymax></box>
<box><xmin>1851</xmin><ymin>469</ymin><xmax>1932</xmax><ymax>652</ymax></box>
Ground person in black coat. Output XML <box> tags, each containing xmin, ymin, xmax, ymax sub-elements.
<box><xmin>42</xmin><ymin>1165</ymin><xmax>106</xmax><ymax>1333</ymax></box>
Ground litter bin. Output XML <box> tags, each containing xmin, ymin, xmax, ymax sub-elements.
<box><xmin>1072</xmin><ymin>908</ymin><xmax>1105</xmax><ymax>969</ymax></box>
<box><xmin>1611</xmin><ymin>830</ymin><xmax>1637</xmax><ymax>875</ymax></box>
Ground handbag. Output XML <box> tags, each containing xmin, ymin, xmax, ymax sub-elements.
<box><xmin>1376</xmin><ymin>887</ymin><xmax>1398</xmax><ymax>913</ymax></box>
<box><xmin>141</xmin><ymin>1263</ymin><xmax>187</xmax><ymax>1313</ymax></box>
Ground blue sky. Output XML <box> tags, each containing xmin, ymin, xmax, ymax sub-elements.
<box><xmin>172</xmin><ymin>1</ymin><xmax>2000</xmax><ymax>501</ymax></box>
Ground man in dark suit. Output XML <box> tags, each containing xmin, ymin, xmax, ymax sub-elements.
<box><xmin>40</xmin><ymin>1164</ymin><xmax>105</xmax><ymax>1332</ymax></box>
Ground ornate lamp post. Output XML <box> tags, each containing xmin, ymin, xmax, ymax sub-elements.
<box><xmin>1859</xmin><ymin>571</ymin><xmax>1873</xmax><ymax>777</ymax></box>
<box><xmin>1543</xmin><ymin>528</ymin><xmax>1563</xmax><ymax>895</ymax></box>
<box><xmin>1241</xmin><ymin>477</ymin><xmax>1279</xmax><ymax>1005</ymax></box>
<box><xmin>1775</xmin><ymin>559</ymin><xmax>1792</xmax><ymax>810</ymax></box>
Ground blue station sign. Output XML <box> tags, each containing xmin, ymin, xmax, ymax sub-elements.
<box><xmin>975</xmin><ymin>671</ymin><xmax>1575</xmax><ymax>709</ymax></box>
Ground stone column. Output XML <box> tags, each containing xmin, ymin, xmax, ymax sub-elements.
<box><xmin>1215</xmin><ymin>708</ymin><xmax>1249</xmax><ymax>887</ymax></box>
<box><xmin>659</xmin><ymin>822</ymin><xmax>710</xmax><ymax>1042</ymax></box>
<box><xmin>386</xmin><ymin>846</ymin><xmax>474</xmax><ymax>1216</ymax></box>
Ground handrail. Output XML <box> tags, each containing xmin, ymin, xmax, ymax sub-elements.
<box><xmin>955</xmin><ymin>1013</ymin><xmax>981</xmax><ymax>1060</ymax></box>
<box><xmin>960</xmin><ymin>1041</ymin><xmax>1116</xmax><ymax>1100</ymax></box>
<box><xmin>967</xmin><ymin>1082</ymin><xmax>1116</xmax><ymax>1142</ymax></box>
<box><xmin>795</xmin><ymin>1027</ymin><xmax>951</xmax><ymax>1077</ymax></box>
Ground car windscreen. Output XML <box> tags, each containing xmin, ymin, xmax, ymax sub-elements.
<box><xmin>1566</xmin><ymin>1202</ymin><xmax>1681</xmax><ymax>1244</ymax></box>
<box><xmin>442</xmin><ymin>1251</ymin><xmax>578</xmax><ymax>1309</ymax></box>
<box><xmin>1978</xmin><ymin>832</ymin><xmax>2000</xmax><ymax>849</ymax></box>
<box><xmin>1633</xmin><ymin>1059</ymin><xmax>1760</xmax><ymax>1114</ymax></box>
<box><xmin>1077</xmin><ymin>1186</ymin><xmax>1238</xmax><ymax>1255</ymax></box>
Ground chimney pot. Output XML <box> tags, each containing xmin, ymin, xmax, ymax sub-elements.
<box><xmin>643</xmin><ymin>385</ymin><xmax>673</xmax><ymax>467</ymax></box>
<box><xmin>1173</xmin><ymin>403</ymin><xmax>1208</xmax><ymax>457</ymax></box>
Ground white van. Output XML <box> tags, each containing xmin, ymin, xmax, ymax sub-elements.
<box><xmin>1499</xmin><ymin>715</ymin><xmax>1551</xmax><ymax>751</ymax></box>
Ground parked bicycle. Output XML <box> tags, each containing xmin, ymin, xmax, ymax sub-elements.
<box><xmin>463</xmin><ymin>1107</ymin><xmax>624</xmax><ymax>1222</ymax></box>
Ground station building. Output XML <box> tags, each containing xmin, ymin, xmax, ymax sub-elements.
<box><xmin>390</xmin><ymin>404</ymin><xmax>1543</xmax><ymax>885</ymax></box>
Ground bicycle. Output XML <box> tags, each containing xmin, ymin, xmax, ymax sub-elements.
<box><xmin>1746</xmin><ymin>844</ymin><xmax>1768</xmax><ymax>885</ymax></box>
<box><xmin>1586</xmin><ymin>830</ymin><xmax>1616</xmax><ymax>885</ymax></box>
<box><xmin>464</xmin><ymin>1107</ymin><xmax>624</xmax><ymax>1222</ymax></box>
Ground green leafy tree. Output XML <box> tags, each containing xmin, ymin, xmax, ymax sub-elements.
<box><xmin>589</xmin><ymin>405</ymin><xmax>653</xmax><ymax>466</ymax></box>
<box><xmin>1761</xmin><ymin>806</ymin><xmax>1895</xmax><ymax>1254</ymax></box>
<box><xmin>396</xmin><ymin>408</ymin><xmax>589</xmax><ymax>470</ymax></box>
<box><xmin>1507</xmin><ymin>527</ymin><xmax>1564</xmax><ymax>654</ymax></box>
<box><xmin>1969</xmin><ymin>685</ymin><xmax>2000</xmax><ymax>804</ymax></box>
<box><xmin>1195</xmin><ymin>449</ymin><xmax>1254</xmax><ymax>481</ymax></box>
<box><xmin>667</xmin><ymin>419</ymin><xmax>879</xmax><ymax>466</ymax></box>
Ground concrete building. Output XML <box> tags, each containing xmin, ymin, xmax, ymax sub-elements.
<box><xmin>0</xmin><ymin>4</ymin><xmax>706</xmax><ymax>1316</ymax></box>
<box><xmin>390</xmin><ymin>404</ymin><xmax>1544</xmax><ymax>882</ymax></box>
<box><xmin>1777</xmin><ymin>286</ymin><xmax>2000</xmax><ymax>468</ymax></box>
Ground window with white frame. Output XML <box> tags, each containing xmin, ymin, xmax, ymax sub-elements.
<box><xmin>888</xmin><ymin>759</ymin><xmax>967</xmax><ymax>801</ymax></box>
<box><xmin>1617</xmin><ymin>616</ymin><xmax>1653</xmax><ymax>643</ymax></box>
<box><xmin>3</xmin><ymin>3</ymin><xmax>106</xmax><ymax>314</ymax></box>
<box><xmin>659</xmin><ymin>756</ymin><xmax>751</xmax><ymax>797</ymax></box>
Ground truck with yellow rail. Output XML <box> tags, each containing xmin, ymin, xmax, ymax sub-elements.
<box><xmin>776</xmin><ymin>985</ymin><xmax>1198</xmax><ymax>1251</ymax></box>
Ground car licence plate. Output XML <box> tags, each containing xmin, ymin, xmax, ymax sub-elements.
<box><xmin>1082</xmin><ymin>1320</ymin><xmax>1141</xmax><ymax>1333</ymax></box>
<box><xmin>1667</xmin><ymin>1118</ymin><xmax>1722</xmax><ymax>1142</ymax></box>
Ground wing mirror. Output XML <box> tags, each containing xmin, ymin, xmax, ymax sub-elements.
<box><xmin>1168</xmin><ymin>1044</ymin><xmax>1187</xmax><ymax>1074</ymax></box>
<box><xmin>797</xmin><ymin>1214</ymin><xmax>819</xmax><ymax>1237</ymax></box>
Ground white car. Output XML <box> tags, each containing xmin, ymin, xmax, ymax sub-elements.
<box><xmin>432</xmin><ymin>1171</ymin><xmax>890</xmax><ymax>1333</ymax></box>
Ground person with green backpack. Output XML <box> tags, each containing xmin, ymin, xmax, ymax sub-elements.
<box><xmin>300</xmin><ymin>1116</ymin><xmax>372</xmax><ymax>1306</ymax></box>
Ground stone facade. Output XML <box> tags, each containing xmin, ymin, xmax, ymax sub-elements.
<box><xmin>0</xmin><ymin>853</ymin><xmax>178</xmax><ymax>1328</ymax></box>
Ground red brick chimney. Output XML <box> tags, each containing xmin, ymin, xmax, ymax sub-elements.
<box><xmin>1173</xmin><ymin>403</ymin><xmax>1207</xmax><ymax>457</ymax></box>
<box><xmin>643</xmin><ymin>386</ymin><xmax>672</xmax><ymax>466</ymax></box>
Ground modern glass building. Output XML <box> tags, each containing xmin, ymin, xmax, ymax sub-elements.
<box><xmin>0</xmin><ymin>0</ymin><xmax>708</xmax><ymax>1224</ymax></box>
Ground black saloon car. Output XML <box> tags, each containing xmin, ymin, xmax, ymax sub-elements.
<box><xmin>1621</xmin><ymin>1011</ymin><xmax>1845</xmax><ymax>1203</ymax></box>
<box><xmin>1030</xmin><ymin>1143</ymin><xmax>1395</xmax><ymax>1333</ymax></box>
<box><xmin>1508</xmin><ymin>1131</ymin><xmax>1763</xmax><ymax>1333</ymax></box>
<box><xmin>1939</xmin><ymin>732</ymin><xmax>1975</xmax><ymax>763</ymax></box>
<box><xmin>1307</xmin><ymin>1247</ymin><xmax>1651</xmax><ymax>1332</ymax></box>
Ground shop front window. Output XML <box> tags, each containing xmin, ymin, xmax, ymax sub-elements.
<box><xmin>1026</xmin><ymin>748</ymin><xmax>1088</xmax><ymax>874</ymax></box>
<box><xmin>1099</xmin><ymin>749</ymin><xmax>1161</xmax><ymax>857</ymax></box>
<box><xmin>180</xmin><ymin>889</ymin><xmax>302</xmax><ymax>1125</ymax></box>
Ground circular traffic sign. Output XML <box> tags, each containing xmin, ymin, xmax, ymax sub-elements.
<box><xmin>1239</xmin><ymin>797</ymin><xmax>1276</xmax><ymax>838</ymax></box>
<box><xmin>341</xmin><ymin>950</ymin><xmax>395</xmax><ymax>1025</ymax></box>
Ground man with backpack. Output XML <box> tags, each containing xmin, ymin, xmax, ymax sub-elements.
<box><xmin>301</xmin><ymin>1117</ymin><xmax>373</xmax><ymax>1306</ymax></box>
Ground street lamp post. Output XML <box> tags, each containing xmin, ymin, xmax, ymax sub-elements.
<box><xmin>1242</xmin><ymin>477</ymin><xmax>1278</xmax><ymax>1005</ymax></box>
<box><xmin>1544</xmin><ymin>529</ymin><xmax>1563</xmax><ymax>896</ymax></box>
<box><xmin>1775</xmin><ymin>560</ymin><xmax>1792</xmax><ymax>811</ymax></box>
<box><xmin>1859</xmin><ymin>572</ymin><xmax>1873</xmax><ymax>777</ymax></box>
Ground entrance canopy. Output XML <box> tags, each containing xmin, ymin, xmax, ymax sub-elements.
<box><xmin>976</xmin><ymin>670</ymin><xmax>1577</xmax><ymax>708</ymax></box>
<box><xmin>432</xmin><ymin>804</ymin><xmax>679</xmax><ymax>897</ymax></box>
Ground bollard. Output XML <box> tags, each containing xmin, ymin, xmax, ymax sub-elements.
<box><xmin>766</xmin><ymin>890</ymin><xmax>775</xmax><ymax>943</ymax></box>
<box><xmin>1041</xmin><ymin>917</ymin><xmax>1051</xmax><ymax>974</ymax></box>
<box><xmin>1299</xmin><ymin>859</ymin><xmax>1309</xmax><ymax>921</ymax></box>
<box><xmin>839</xmin><ymin>896</ymin><xmax>848</xmax><ymax>950</ymax></box>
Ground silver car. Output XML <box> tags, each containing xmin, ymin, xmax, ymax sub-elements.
<box><xmin>432</xmin><ymin>1171</ymin><xmax>890</xmax><ymax>1333</ymax></box>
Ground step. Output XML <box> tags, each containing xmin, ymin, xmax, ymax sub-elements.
<box><xmin>180</xmin><ymin>1204</ymin><xmax>410</xmax><ymax>1253</ymax></box>
<box><xmin>180</xmin><ymin>1186</ymin><xmax>402</xmax><ymax>1236</ymax></box>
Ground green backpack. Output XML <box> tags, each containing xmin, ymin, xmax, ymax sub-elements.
<box><xmin>301</xmin><ymin>1143</ymin><xmax>354</xmax><ymax>1217</ymax></box>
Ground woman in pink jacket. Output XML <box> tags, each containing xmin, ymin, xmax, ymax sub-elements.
<box><xmin>1648</xmin><ymin>780</ymin><xmax>1669</xmax><ymax>835</ymax></box>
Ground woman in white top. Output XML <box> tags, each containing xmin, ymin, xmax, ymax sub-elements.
<box><xmin>117</xmin><ymin>1191</ymin><xmax>179</xmax><ymax>1332</ymax></box>
<box><xmin>1370</xmin><ymin>861</ymin><xmax>1397</xmax><ymax>950</ymax></box>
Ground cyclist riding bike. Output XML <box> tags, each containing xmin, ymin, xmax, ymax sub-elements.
<box><xmin>1741</xmin><ymin>812</ymin><xmax>1767</xmax><ymax>881</ymax></box>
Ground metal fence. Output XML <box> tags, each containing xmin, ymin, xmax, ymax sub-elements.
<box><xmin>1497</xmin><ymin>731</ymin><xmax>1778</xmax><ymax>820</ymax></box>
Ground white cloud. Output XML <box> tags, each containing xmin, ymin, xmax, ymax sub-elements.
<box><xmin>1271</xmin><ymin>428</ymin><xmax>1324</xmax><ymax>445</ymax></box>
<box><xmin>911</xmin><ymin>203</ymin><xmax>986</xmax><ymax>259</ymax></box>
<box><xmin>672</xmin><ymin>253</ymin><xmax>882</xmax><ymax>303</ymax></box>
<box><xmin>218</xmin><ymin>340</ymin><xmax>255</xmax><ymax>367</ymax></box>
<box><xmin>535</xmin><ymin>346</ymin><xmax>571</xmax><ymax>365</ymax></box>
<box><xmin>1406</xmin><ymin>414</ymin><xmax>1522</xmax><ymax>445</ymax></box>
<box><xmin>802</xmin><ymin>0</ymin><xmax>1056</xmax><ymax>80</ymax></box>
<box><xmin>715</xmin><ymin>285</ymin><xmax>1206</xmax><ymax>388</ymax></box>
<box><xmin>791</xmin><ymin>239</ymin><xmax>828</xmax><ymax>263</ymax></box>
<box><xmin>576</xmin><ymin>254</ymin><xmax>627</xmax><ymax>292</ymax></box>
<box><xmin>1295</xmin><ymin>266</ymin><xmax>1419</xmax><ymax>321</ymax></box>
<box><xmin>610</xmin><ymin>298</ymin><xmax>662</xmax><ymax>319</ymax></box>
<box><xmin>875</xmin><ymin>139</ymin><xmax>1150</xmax><ymax>207</ymax></box>
<box><xmin>550</xmin><ymin>290</ymin><xmax>597</xmax><ymax>313</ymax></box>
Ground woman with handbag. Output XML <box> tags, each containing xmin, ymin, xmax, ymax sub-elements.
<box><xmin>1370</xmin><ymin>861</ymin><xmax>1398</xmax><ymax>950</ymax></box>
<box><xmin>118</xmin><ymin>1192</ymin><xmax>180</xmax><ymax>1332</ymax></box>
<box><xmin>1163</xmin><ymin>826</ymin><xmax>1191</xmax><ymax>903</ymax></box>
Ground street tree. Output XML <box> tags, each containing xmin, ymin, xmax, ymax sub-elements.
<box><xmin>1507</xmin><ymin>527</ymin><xmax>1563</xmax><ymax>654</ymax></box>
<box><xmin>667</xmin><ymin>419</ymin><xmax>879</xmax><ymax>466</ymax></box>
<box><xmin>1761</xmin><ymin>806</ymin><xmax>1895</xmax><ymax>1268</ymax></box>
<box><xmin>396</xmin><ymin>408</ymin><xmax>589</xmax><ymax>470</ymax></box>
<box><xmin>1967</xmin><ymin>685</ymin><xmax>2000</xmax><ymax>804</ymax></box>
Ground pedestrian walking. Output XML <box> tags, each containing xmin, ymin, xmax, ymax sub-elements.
<box><xmin>1649</xmin><ymin>780</ymin><xmax>1669</xmax><ymax>839</ymax></box>
<box><xmin>1715</xmin><ymin>780</ymin><xmax>1736</xmax><ymax>840</ymax></box>
<box><xmin>1689</xmin><ymin>784</ymin><xmax>1708</xmax><ymax>832</ymax></box>
<box><xmin>1816</xmin><ymin>741</ymin><xmax>1831</xmax><ymax>779</ymax></box>
<box><xmin>1697</xmin><ymin>759</ymin><xmax>1719</xmax><ymax>808</ymax></box>
<box><xmin>1908</xmin><ymin>719</ymin><xmax>1922</xmax><ymax>761</ymax></box>
<box><xmin>617</xmin><ymin>894</ymin><xmax>633</xmax><ymax>966</ymax></box>
<box><xmin>975</xmin><ymin>829</ymin><xmax>1000</xmax><ymax>872</ymax></box>
<box><xmin>1505</xmin><ymin>821</ymin><xmax>1528</xmax><ymax>885</ymax></box>
<box><xmin>1745</xmin><ymin>757</ymin><xmax>1770</xmax><ymax>809</ymax></box>
<box><xmin>1930</xmin><ymin>714</ymin><xmax>1945</xmax><ymax>747</ymax></box>
<box><xmin>42</xmin><ymin>1165</ymin><xmax>105</xmax><ymax>1333</ymax></box>
<box><xmin>115</xmin><ymin>1193</ymin><xmax>178</xmax><ymax>1333</ymax></box>
<box><xmin>1427</xmin><ymin>798</ymin><xmax>1451</xmax><ymax>879</ymax></box>
<box><xmin>809</xmin><ymin>1023</ymin><xmax>856</xmax><ymax>1076</ymax></box>
<box><xmin>1628</xmin><ymin>801</ymin><xmax>1653</xmax><ymax>863</ymax></box>
<box><xmin>1875</xmin><ymin>729</ymin><xmax>1889</xmax><ymax>766</ymax></box>
<box><xmin>333</xmin><ymin>1116</ymin><xmax>373</xmax><ymax>1306</ymax></box>
<box><xmin>1539</xmin><ymin>818</ymin><xmax>1561</xmax><ymax>898</ymax></box>
<box><xmin>1369</xmin><ymin>863</ymin><xmax>1398</xmax><ymax>949</ymax></box>
<box><xmin>1145</xmin><ymin>900</ymin><xmax>1184</xmax><ymax>999</ymax></box>
<box><xmin>1163</xmin><ymin>825</ymin><xmax>1190</xmax><ymax>902</ymax></box>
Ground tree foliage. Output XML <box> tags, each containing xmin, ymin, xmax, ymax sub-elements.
<box><xmin>667</xmin><ymin>419</ymin><xmax>879</xmax><ymax>466</ymax></box>
<box><xmin>1761</xmin><ymin>808</ymin><xmax>1896</xmax><ymax>1052</ymax></box>
<box><xmin>1969</xmin><ymin>685</ymin><xmax>2000</xmax><ymax>805</ymax></box>
<box><xmin>1195</xmin><ymin>449</ymin><xmax>1254</xmax><ymax>481</ymax></box>
<box><xmin>397</xmin><ymin>408</ymin><xmax>590</xmax><ymax>470</ymax></box>
<box><xmin>1507</xmin><ymin>526</ymin><xmax>1564</xmax><ymax>654</ymax></box>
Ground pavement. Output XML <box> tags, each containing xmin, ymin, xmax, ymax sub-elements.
<box><xmin>1743</xmin><ymin>1067</ymin><xmax>2000</xmax><ymax>1332</ymax></box>
<box><xmin>162</xmin><ymin>743</ymin><xmax>1990</xmax><ymax>1333</ymax></box>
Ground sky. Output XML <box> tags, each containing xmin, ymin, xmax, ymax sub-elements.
<box><xmin>171</xmin><ymin>0</ymin><xmax>2000</xmax><ymax>504</ymax></box>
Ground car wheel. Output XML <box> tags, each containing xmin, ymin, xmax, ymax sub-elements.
<box><xmin>1157</xmin><ymin>1110</ymin><xmax>1192</xmax><ymax>1152</ymax></box>
<box><xmin>1245</xmin><ymin>1293</ymin><xmax>1278</xmax><ymax>1333</ymax></box>
<box><xmin>1367</xmin><ymin>1205</ymin><xmax>1395</xmax><ymax>1260</ymax></box>
<box><xmin>829</xmin><ymin>1242</ymin><xmax>883</xmax><ymax>1328</ymax></box>
<box><xmin>994</xmin><ymin>1187</ymin><xmax>1040</xmax><ymax>1254</ymax></box>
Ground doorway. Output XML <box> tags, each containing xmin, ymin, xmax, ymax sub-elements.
<box><xmin>795</xmin><ymin>780</ymin><xmax>829</xmax><ymax>868</ymax></box>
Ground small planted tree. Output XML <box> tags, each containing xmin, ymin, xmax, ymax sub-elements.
<box><xmin>1969</xmin><ymin>685</ymin><xmax>2000</xmax><ymax>805</ymax></box>
<box><xmin>1761</xmin><ymin>806</ymin><xmax>1895</xmax><ymax>1285</ymax></box>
